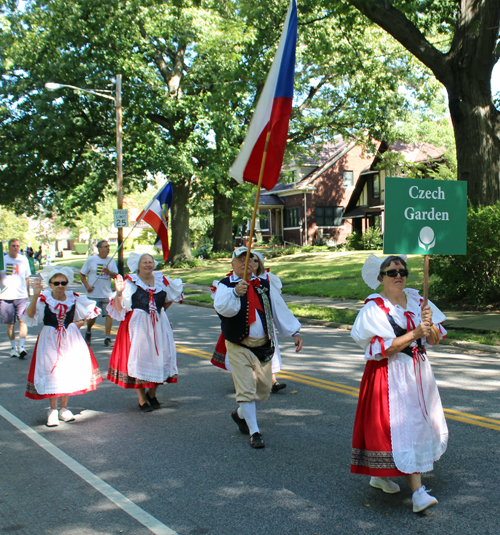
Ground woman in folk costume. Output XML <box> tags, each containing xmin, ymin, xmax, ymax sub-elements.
<box><xmin>210</xmin><ymin>250</ymin><xmax>286</xmax><ymax>393</ymax></box>
<box><xmin>107</xmin><ymin>253</ymin><xmax>183</xmax><ymax>412</ymax></box>
<box><xmin>24</xmin><ymin>267</ymin><xmax>102</xmax><ymax>427</ymax></box>
<box><xmin>350</xmin><ymin>254</ymin><xmax>448</xmax><ymax>513</ymax></box>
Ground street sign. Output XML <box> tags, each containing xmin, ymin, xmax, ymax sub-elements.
<box><xmin>113</xmin><ymin>209</ymin><xmax>129</xmax><ymax>228</ymax></box>
<box><xmin>384</xmin><ymin>177</ymin><xmax>467</xmax><ymax>255</ymax></box>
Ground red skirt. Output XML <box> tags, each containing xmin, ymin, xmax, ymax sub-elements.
<box><xmin>351</xmin><ymin>359</ymin><xmax>405</xmax><ymax>477</ymax></box>
<box><xmin>211</xmin><ymin>333</ymin><xmax>227</xmax><ymax>370</ymax></box>
<box><xmin>107</xmin><ymin>311</ymin><xmax>177</xmax><ymax>389</ymax></box>
<box><xmin>25</xmin><ymin>338</ymin><xmax>102</xmax><ymax>400</ymax></box>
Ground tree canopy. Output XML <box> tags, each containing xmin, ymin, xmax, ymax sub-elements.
<box><xmin>0</xmin><ymin>0</ymin><xmax>451</xmax><ymax>258</ymax></box>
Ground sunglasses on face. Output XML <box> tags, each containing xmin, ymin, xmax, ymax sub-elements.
<box><xmin>51</xmin><ymin>281</ymin><xmax>68</xmax><ymax>286</ymax></box>
<box><xmin>381</xmin><ymin>269</ymin><xmax>409</xmax><ymax>278</ymax></box>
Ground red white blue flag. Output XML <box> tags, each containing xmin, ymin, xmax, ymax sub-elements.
<box><xmin>137</xmin><ymin>181</ymin><xmax>173</xmax><ymax>261</ymax></box>
<box><xmin>229</xmin><ymin>0</ymin><xmax>297</xmax><ymax>191</ymax></box>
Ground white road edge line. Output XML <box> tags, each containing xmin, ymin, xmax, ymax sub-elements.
<box><xmin>0</xmin><ymin>405</ymin><xmax>178</xmax><ymax>535</ymax></box>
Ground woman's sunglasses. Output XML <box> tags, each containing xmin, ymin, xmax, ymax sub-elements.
<box><xmin>380</xmin><ymin>269</ymin><xmax>409</xmax><ymax>278</ymax></box>
<box><xmin>50</xmin><ymin>281</ymin><xmax>68</xmax><ymax>286</ymax></box>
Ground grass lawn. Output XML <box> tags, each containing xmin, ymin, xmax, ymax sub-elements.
<box><xmin>171</xmin><ymin>250</ymin><xmax>430</xmax><ymax>301</ymax></box>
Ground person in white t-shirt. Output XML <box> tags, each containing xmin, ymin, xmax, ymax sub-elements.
<box><xmin>0</xmin><ymin>239</ymin><xmax>31</xmax><ymax>358</ymax></box>
<box><xmin>79</xmin><ymin>240</ymin><xmax>118</xmax><ymax>347</ymax></box>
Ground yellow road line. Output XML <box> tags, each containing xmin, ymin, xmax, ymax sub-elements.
<box><xmin>93</xmin><ymin>332</ymin><xmax>500</xmax><ymax>433</ymax></box>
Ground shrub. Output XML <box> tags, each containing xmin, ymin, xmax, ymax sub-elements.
<box><xmin>362</xmin><ymin>227</ymin><xmax>383</xmax><ymax>250</ymax></box>
<box><xmin>345</xmin><ymin>232</ymin><xmax>363</xmax><ymax>250</ymax></box>
<box><xmin>74</xmin><ymin>242</ymin><xmax>89</xmax><ymax>255</ymax></box>
<box><xmin>265</xmin><ymin>246</ymin><xmax>298</xmax><ymax>258</ymax></box>
<box><xmin>194</xmin><ymin>243</ymin><xmax>212</xmax><ymax>259</ymax></box>
<box><xmin>430</xmin><ymin>202</ymin><xmax>500</xmax><ymax>305</ymax></box>
<box><xmin>171</xmin><ymin>257</ymin><xmax>208</xmax><ymax>269</ymax></box>
<box><xmin>268</xmin><ymin>235</ymin><xmax>283</xmax><ymax>247</ymax></box>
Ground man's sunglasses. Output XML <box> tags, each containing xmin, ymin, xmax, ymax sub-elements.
<box><xmin>380</xmin><ymin>269</ymin><xmax>409</xmax><ymax>278</ymax></box>
<box><xmin>50</xmin><ymin>281</ymin><xmax>68</xmax><ymax>286</ymax></box>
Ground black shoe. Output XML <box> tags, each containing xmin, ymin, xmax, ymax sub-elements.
<box><xmin>250</xmin><ymin>432</ymin><xmax>265</xmax><ymax>448</ymax></box>
<box><xmin>271</xmin><ymin>382</ymin><xmax>287</xmax><ymax>393</ymax></box>
<box><xmin>104</xmin><ymin>337</ymin><xmax>113</xmax><ymax>347</ymax></box>
<box><xmin>138</xmin><ymin>402</ymin><xmax>153</xmax><ymax>412</ymax></box>
<box><xmin>232</xmin><ymin>408</ymin><xmax>250</xmax><ymax>435</ymax></box>
<box><xmin>146</xmin><ymin>393</ymin><xmax>161</xmax><ymax>410</ymax></box>
<box><xmin>18</xmin><ymin>349</ymin><xmax>28</xmax><ymax>359</ymax></box>
<box><xmin>84</xmin><ymin>331</ymin><xmax>92</xmax><ymax>345</ymax></box>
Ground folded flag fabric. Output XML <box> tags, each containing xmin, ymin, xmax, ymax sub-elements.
<box><xmin>137</xmin><ymin>181</ymin><xmax>173</xmax><ymax>261</ymax></box>
<box><xmin>229</xmin><ymin>0</ymin><xmax>297</xmax><ymax>191</ymax></box>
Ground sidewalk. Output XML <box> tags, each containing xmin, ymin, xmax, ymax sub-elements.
<box><xmin>184</xmin><ymin>284</ymin><xmax>500</xmax><ymax>355</ymax></box>
<box><xmin>184</xmin><ymin>283</ymin><xmax>500</xmax><ymax>331</ymax></box>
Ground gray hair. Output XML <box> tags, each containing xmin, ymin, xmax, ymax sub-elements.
<box><xmin>96</xmin><ymin>240</ymin><xmax>109</xmax><ymax>249</ymax></box>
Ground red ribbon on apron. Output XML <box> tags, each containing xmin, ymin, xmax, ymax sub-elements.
<box><xmin>405</xmin><ymin>310</ymin><xmax>431</xmax><ymax>425</ymax></box>
<box><xmin>148</xmin><ymin>289</ymin><xmax>160</xmax><ymax>355</ymax></box>
<box><xmin>51</xmin><ymin>303</ymin><xmax>68</xmax><ymax>372</ymax></box>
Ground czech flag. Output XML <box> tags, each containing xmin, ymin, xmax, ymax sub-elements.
<box><xmin>137</xmin><ymin>181</ymin><xmax>173</xmax><ymax>261</ymax></box>
<box><xmin>229</xmin><ymin>0</ymin><xmax>297</xmax><ymax>191</ymax></box>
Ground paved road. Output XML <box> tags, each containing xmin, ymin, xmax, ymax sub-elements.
<box><xmin>1</xmin><ymin>301</ymin><xmax>500</xmax><ymax>535</ymax></box>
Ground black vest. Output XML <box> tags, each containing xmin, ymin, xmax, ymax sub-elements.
<box><xmin>217</xmin><ymin>277</ymin><xmax>272</xmax><ymax>344</ymax></box>
<box><xmin>43</xmin><ymin>303</ymin><xmax>75</xmax><ymax>328</ymax></box>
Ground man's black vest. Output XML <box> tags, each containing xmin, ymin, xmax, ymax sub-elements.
<box><xmin>217</xmin><ymin>276</ymin><xmax>272</xmax><ymax>344</ymax></box>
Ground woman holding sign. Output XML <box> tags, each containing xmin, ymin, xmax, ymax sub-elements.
<box><xmin>350</xmin><ymin>254</ymin><xmax>448</xmax><ymax>513</ymax></box>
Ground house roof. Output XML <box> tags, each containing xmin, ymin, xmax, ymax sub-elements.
<box><xmin>389</xmin><ymin>141</ymin><xmax>445</xmax><ymax>163</ymax></box>
<box><xmin>259</xmin><ymin>194</ymin><xmax>284</xmax><ymax>206</ymax></box>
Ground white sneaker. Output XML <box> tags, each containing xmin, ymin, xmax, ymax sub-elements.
<box><xmin>369</xmin><ymin>476</ymin><xmax>401</xmax><ymax>494</ymax></box>
<box><xmin>10</xmin><ymin>347</ymin><xmax>19</xmax><ymax>358</ymax></box>
<box><xmin>47</xmin><ymin>409</ymin><xmax>59</xmax><ymax>427</ymax></box>
<box><xmin>412</xmin><ymin>486</ymin><xmax>438</xmax><ymax>512</ymax></box>
<box><xmin>59</xmin><ymin>407</ymin><xmax>75</xmax><ymax>422</ymax></box>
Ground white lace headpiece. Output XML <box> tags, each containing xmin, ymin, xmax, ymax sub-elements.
<box><xmin>127</xmin><ymin>252</ymin><xmax>158</xmax><ymax>273</ymax></box>
<box><xmin>361</xmin><ymin>253</ymin><xmax>408</xmax><ymax>290</ymax></box>
<box><xmin>39</xmin><ymin>266</ymin><xmax>76</xmax><ymax>285</ymax></box>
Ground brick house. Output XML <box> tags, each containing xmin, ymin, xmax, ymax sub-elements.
<box><xmin>249</xmin><ymin>138</ymin><xmax>446</xmax><ymax>246</ymax></box>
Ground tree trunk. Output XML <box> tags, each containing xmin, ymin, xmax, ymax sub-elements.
<box><xmin>447</xmin><ymin>79</ymin><xmax>500</xmax><ymax>206</ymax></box>
<box><xmin>169</xmin><ymin>178</ymin><xmax>192</xmax><ymax>263</ymax></box>
<box><xmin>213</xmin><ymin>187</ymin><xmax>234</xmax><ymax>252</ymax></box>
<box><xmin>347</xmin><ymin>0</ymin><xmax>500</xmax><ymax>206</ymax></box>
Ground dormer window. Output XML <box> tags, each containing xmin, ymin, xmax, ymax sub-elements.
<box><xmin>343</xmin><ymin>171</ymin><xmax>353</xmax><ymax>187</ymax></box>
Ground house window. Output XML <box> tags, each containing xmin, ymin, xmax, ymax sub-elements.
<box><xmin>315</xmin><ymin>206</ymin><xmax>343</xmax><ymax>227</ymax></box>
<box><xmin>284</xmin><ymin>207</ymin><xmax>301</xmax><ymax>227</ymax></box>
<box><xmin>373</xmin><ymin>174</ymin><xmax>380</xmax><ymax>198</ymax></box>
<box><xmin>258</xmin><ymin>210</ymin><xmax>269</xmax><ymax>231</ymax></box>
<box><xmin>343</xmin><ymin>171</ymin><xmax>354</xmax><ymax>187</ymax></box>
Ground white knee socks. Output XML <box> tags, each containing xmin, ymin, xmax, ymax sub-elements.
<box><xmin>238</xmin><ymin>402</ymin><xmax>259</xmax><ymax>435</ymax></box>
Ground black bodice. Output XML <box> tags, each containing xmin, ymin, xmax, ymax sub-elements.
<box><xmin>131</xmin><ymin>286</ymin><xmax>166</xmax><ymax>313</ymax></box>
<box><xmin>43</xmin><ymin>303</ymin><xmax>75</xmax><ymax>328</ymax></box>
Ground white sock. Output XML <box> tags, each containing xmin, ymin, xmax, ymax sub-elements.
<box><xmin>238</xmin><ymin>402</ymin><xmax>259</xmax><ymax>435</ymax></box>
<box><xmin>19</xmin><ymin>339</ymin><xmax>25</xmax><ymax>349</ymax></box>
<box><xmin>10</xmin><ymin>340</ymin><xmax>17</xmax><ymax>350</ymax></box>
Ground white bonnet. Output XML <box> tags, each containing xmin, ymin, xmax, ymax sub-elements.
<box><xmin>40</xmin><ymin>265</ymin><xmax>76</xmax><ymax>285</ymax></box>
<box><xmin>361</xmin><ymin>253</ymin><xmax>408</xmax><ymax>290</ymax></box>
<box><xmin>127</xmin><ymin>252</ymin><xmax>158</xmax><ymax>273</ymax></box>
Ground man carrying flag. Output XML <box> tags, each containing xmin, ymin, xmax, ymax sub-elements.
<box><xmin>215</xmin><ymin>0</ymin><xmax>302</xmax><ymax>448</ymax></box>
<box><xmin>214</xmin><ymin>247</ymin><xmax>302</xmax><ymax>448</ymax></box>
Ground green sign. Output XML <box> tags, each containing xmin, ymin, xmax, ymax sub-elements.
<box><xmin>0</xmin><ymin>242</ymin><xmax>3</xmax><ymax>271</ymax></box>
<box><xmin>384</xmin><ymin>177</ymin><xmax>467</xmax><ymax>255</ymax></box>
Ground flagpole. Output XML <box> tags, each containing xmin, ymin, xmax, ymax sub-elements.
<box><xmin>244</xmin><ymin>131</ymin><xmax>272</xmax><ymax>280</ymax></box>
<box><xmin>423</xmin><ymin>254</ymin><xmax>429</xmax><ymax>307</ymax></box>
